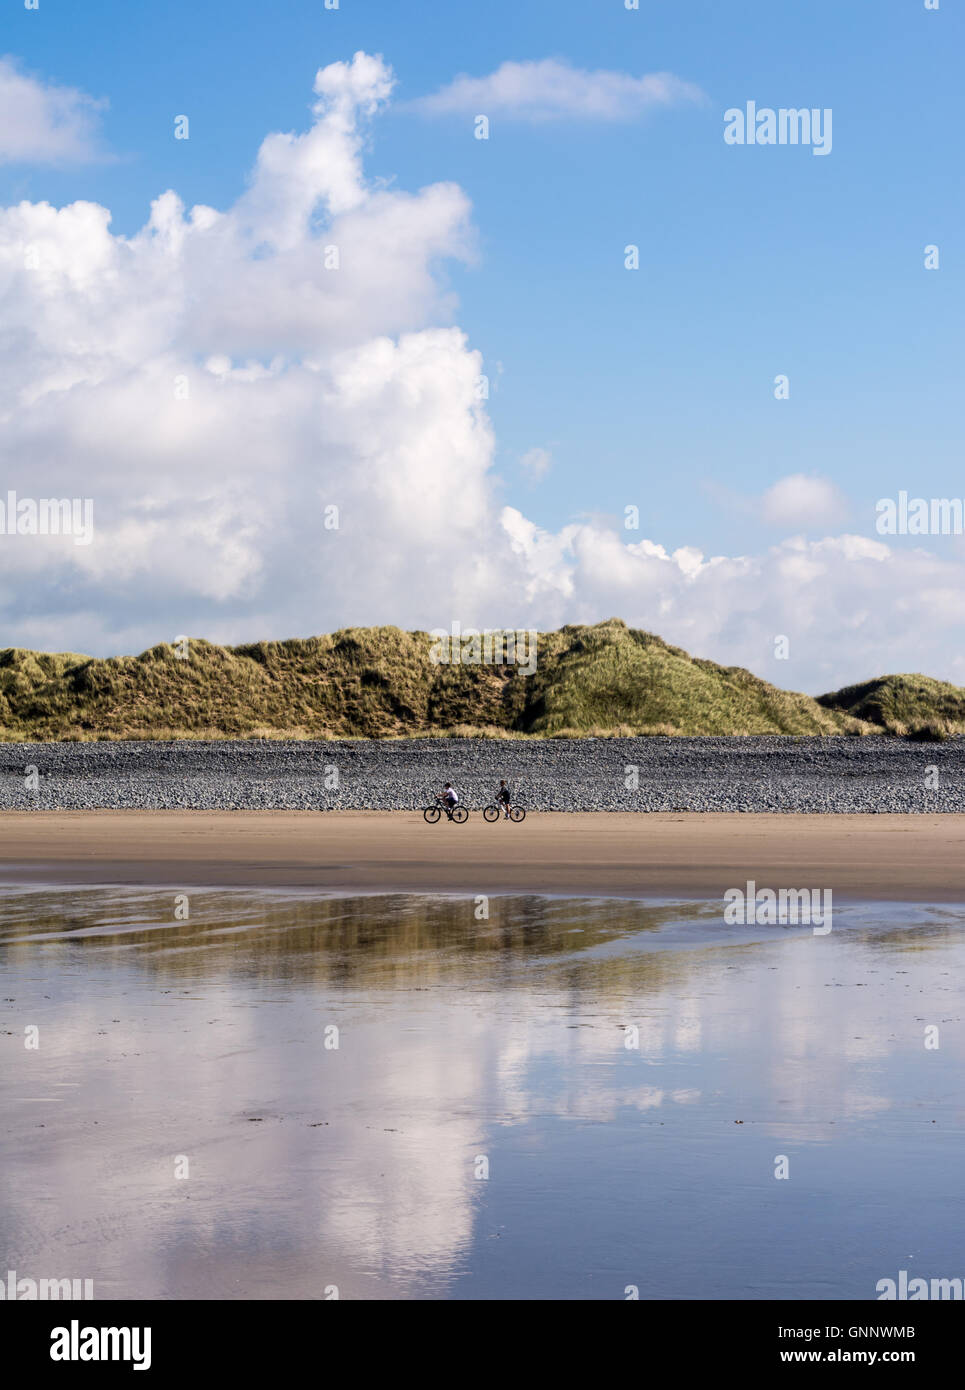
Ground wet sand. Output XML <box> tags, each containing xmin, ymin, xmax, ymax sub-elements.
<box><xmin>1</xmin><ymin>810</ymin><xmax>964</xmax><ymax>900</ymax></box>
<box><xmin>4</xmin><ymin>886</ymin><xmax>964</xmax><ymax>1299</ymax></box>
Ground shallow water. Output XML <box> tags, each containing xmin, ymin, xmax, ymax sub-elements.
<box><xmin>2</xmin><ymin>888</ymin><xmax>963</xmax><ymax>1300</ymax></box>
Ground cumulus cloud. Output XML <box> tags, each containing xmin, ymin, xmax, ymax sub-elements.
<box><xmin>1</xmin><ymin>51</ymin><xmax>964</xmax><ymax>693</ymax></box>
<box><xmin>761</xmin><ymin>473</ymin><xmax>848</xmax><ymax>528</ymax></box>
<box><xmin>410</xmin><ymin>58</ymin><xmax>704</xmax><ymax>122</ymax></box>
<box><xmin>0</xmin><ymin>51</ymin><xmax>490</xmax><ymax>647</ymax></box>
<box><xmin>0</xmin><ymin>56</ymin><xmax>106</xmax><ymax>164</ymax></box>
<box><xmin>498</xmin><ymin>514</ymin><xmax>965</xmax><ymax>691</ymax></box>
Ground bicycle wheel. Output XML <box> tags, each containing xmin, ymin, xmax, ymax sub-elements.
<box><xmin>451</xmin><ymin>805</ymin><xmax>469</xmax><ymax>824</ymax></box>
<box><xmin>482</xmin><ymin>804</ymin><xmax>500</xmax><ymax>822</ymax></box>
<box><xmin>510</xmin><ymin>806</ymin><xmax>526</xmax><ymax>823</ymax></box>
<box><xmin>423</xmin><ymin>805</ymin><xmax>441</xmax><ymax>824</ymax></box>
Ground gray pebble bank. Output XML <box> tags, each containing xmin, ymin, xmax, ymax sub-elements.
<box><xmin>0</xmin><ymin>737</ymin><xmax>962</xmax><ymax>812</ymax></box>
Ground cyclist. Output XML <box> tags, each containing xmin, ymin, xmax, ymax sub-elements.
<box><xmin>496</xmin><ymin>780</ymin><xmax>511</xmax><ymax>819</ymax></box>
<box><xmin>437</xmin><ymin>783</ymin><xmax>459</xmax><ymax>815</ymax></box>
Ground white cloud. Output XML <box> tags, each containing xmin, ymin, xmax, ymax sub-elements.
<box><xmin>491</xmin><ymin>515</ymin><xmax>965</xmax><ymax>691</ymax></box>
<box><xmin>0</xmin><ymin>51</ymin><xmax>492</xmax><ymax>652</ymax></box>
<box><xmin>761</xmin><ymin>473</ymin><xmax>848</xmax><ymax>528</ymax></box>
<box><xmin>2</xmin><ymin>52</ymin><xmax>965</xmax><ymax>694</ymax></box>
<box><xmin>520</xmin><ymin>446</ymin><xmax>551</xmax><ymax>483</ymax></box>
<box><xmin>411</xmin><ymin>58</ymin><xmax>704</xmax><ymax>122</ymax></box>
<box><xmin>0</xmin><ymin>56</ymin><xmax>106</xmax><ymax>165</ymax></box>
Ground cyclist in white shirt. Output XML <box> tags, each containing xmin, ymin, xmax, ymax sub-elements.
<box><xmin>437</xmin><ymin>783</ymin><xmax>458</xmax><ymax>810</ymax></box>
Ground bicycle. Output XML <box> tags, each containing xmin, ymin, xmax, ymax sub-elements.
<box><xmin>482</xmin><ymin>800</ymin><xmax>525</xmax><ymax>823</ymax></box>
<box><xmin>423</xmin><ymin>798</ymin><xmax>469</xmax><ymax>824</ymax></box>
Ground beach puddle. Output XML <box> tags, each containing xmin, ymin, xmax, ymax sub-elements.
<box><xmin>1</xmin><ymin>888</ymin><xmax>963</xmax><ymax>1300</ymax></box>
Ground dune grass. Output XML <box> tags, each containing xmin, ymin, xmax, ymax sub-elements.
<box><xmin>817</xmin><ymin>673</ymin><xmax>965</xmax><ymax>738</ymax></box>
<box><xmin>0</xmin><ymin>618</ymin><xmax>885</xmax><ymax>741</ymax></box>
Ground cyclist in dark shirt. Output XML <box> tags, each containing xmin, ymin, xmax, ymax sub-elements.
<box><xmin>496</xmin><ymin>780</ymin><xmax>511</xmax><ymax>819</ymax></box>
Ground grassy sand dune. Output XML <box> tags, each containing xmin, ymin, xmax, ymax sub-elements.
<box><xmin>0</xmin><ymin>617</ymin><xmax>953</xmax><ymax>742</ymax></box>
<box><xmin>817</xmin><ymin>673</ymin><xmax>965</xmax><ymax>738</ymax></box>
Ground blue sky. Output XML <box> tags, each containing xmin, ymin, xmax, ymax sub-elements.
<box><xmin>1</xmin><ymin>0</ymin><xmax>962</xmax><ymax>687</ymax></box>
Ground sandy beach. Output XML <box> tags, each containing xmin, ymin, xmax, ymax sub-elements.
<box><xmin>1</xmin><ymin>809</ymin><xmax>964</xmax><ymax>900</ymax></box>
